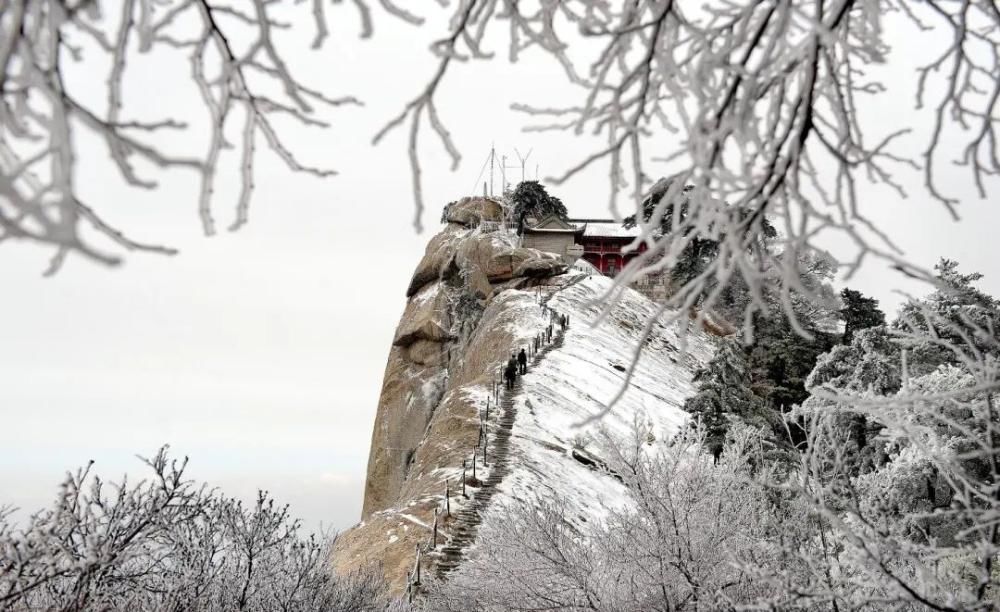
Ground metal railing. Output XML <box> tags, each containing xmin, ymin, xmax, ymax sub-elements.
<box><xmin>406</xmin><ymin>294</ymin><xmax>570</xmax><ymax>601</ymax></box>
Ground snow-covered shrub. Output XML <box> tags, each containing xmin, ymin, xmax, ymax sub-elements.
<box><xmin>793</xmin><ymin>299</ymin><xmax>1000</xmax><ymax>610</ymax></box>
<box><xmin>0</xmin><ymin>449</ymin><xmax>388</xmax><ymax>611</ymax></box>
<box><xmin>424</xmin><ymin>426</ymin><xmax>801</xmax><ymax>611</ymax></box>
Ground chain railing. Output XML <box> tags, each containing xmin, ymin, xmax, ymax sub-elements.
<box><xmin>405</xmin><ymin>289</ymin><xmax>571</xmax><ymax>599</ymax></box>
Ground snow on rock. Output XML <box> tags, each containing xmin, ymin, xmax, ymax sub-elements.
<box><xmin>332</xmin><ymin>222</ymin><xmax>714</xmax><ymax>595</ymax></box>
<box><xmin>484</xmin><ymin>275</ymin><xmax>713</xmax><ymax>532</ymax></box>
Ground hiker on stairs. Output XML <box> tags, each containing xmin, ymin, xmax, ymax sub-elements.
<box><xmin>504</xmin><ymin>357</ymin><xmax>517</xmax><ymax>390</ymax></box>
<box><xmin>517</xmin><ymin>348</ymin><xmax>527</xmax><ymax>374</ymax></box>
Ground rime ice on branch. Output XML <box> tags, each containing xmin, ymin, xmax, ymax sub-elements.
<box><xmin>0</xmin><ymin>0</ymin><xmax>369</xmax><ymax>273</ymax></box>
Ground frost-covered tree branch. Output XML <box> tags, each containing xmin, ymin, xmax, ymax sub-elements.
<box><xmin>0</xmin><ymin>0</ymin><xmax>367</xmax><ymax>273</ymax></box>
<box><xmin>0</xmin><ymin>447</ymin><xmax>389</xmax><ymax>610</ymax></box>
<box><xmin>380</xmin><ymin>0</ymin><xmax>999</xmax><ymax>349</ymax></box>
<box><xmin>3</xmin><ymin>0</ymin><xmax>998</xmax><ymax>347</ymax></box>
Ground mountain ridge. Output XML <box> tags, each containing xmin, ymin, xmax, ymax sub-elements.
<box><xmin>331</xmin><ymin>198</ymin><xmax>714</xmax><ymax>594</ymax></box>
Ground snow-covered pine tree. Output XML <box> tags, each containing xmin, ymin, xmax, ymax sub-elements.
<box><xmin>684</xmin><ymin>337</ymin><xmax>773</xmax><ymax>460</ymax></box>
<box><xmin>896</xmin><ymin>258</ymin><xmax>1000</xmax><ymax>377</ymax></box>
<box><xmin>509</xmin><ymin>181</ymin><xmax>568</xmax><ymax>231</ymax></box>
<box><xmin>840</xmin><ymin>288</ymin><xmax>887</xmax><ymax>344</ymax></box>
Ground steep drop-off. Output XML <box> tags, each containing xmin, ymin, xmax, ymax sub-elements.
<box><xmin>332</xmin><ymin>198</ymin><xmax>713</xmax><ymax>593</ymax></box>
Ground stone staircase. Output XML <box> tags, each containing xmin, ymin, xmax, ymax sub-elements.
<box><xmin>433</xmin><ymin>324</ymin><xmax>566</xmax><ymax>579</ymax></box>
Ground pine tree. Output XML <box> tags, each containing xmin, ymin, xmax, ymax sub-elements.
<box><xmin>895</xmin><ymin>258</ymin><xmax>1000</xmax><ymax>376</ymax></box>
<box><xmin>840</xmin><ymin>288</ymin><xmax>886</xmax><ymax>344</ymax></box>
<box><xmin>509</xmin><ymin>181</ymin><xmax>568</xmax><ymax>229</ymax></box>
<box><xmin>623</xmin><ymin>176</ymin><xmax>779</xmax><ymax>305</ymax></box>
<box><xmin>684</xmin><ymin>338</ymin><xmax>769</xmax><ymax>460</ymax></box>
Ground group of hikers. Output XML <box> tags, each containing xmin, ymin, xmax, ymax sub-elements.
<box><xmin>502</xmin><ymin>309</ymin><xmax>571</xmax><ymax>390</ymax></box>
<box><xmin>503</xmin><ymin>350</ymin><xmax>527</xmax><ymax>390</ymax></box>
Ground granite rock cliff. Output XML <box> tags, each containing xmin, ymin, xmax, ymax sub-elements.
<box><xmin>332</xmin><ymin>197</ymin><xmax>713</xmax><ymax>594</ymax></box>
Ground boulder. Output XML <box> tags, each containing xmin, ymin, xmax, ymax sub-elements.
<box><xmin>393</xmin><ymin>283</ymin><xmax>454</xmax><ymax>347</ymax></box>
<box><xmin>466</xmin><ymin>265</ymin><xmax>493</xmax><ymax>300</ymax></box>
<box><xmin>406</xmin><ymin>225</ymin><xmax>468</xmax><ymax>297</ymax></box>
<box><xmin>456</xmin><ymin>234</ymin><xmax>517</xmax><ymax>282</ymax></box>
<box><xmin>405</xmin><ymin>338</ymin><xmax>449</xmax><ymax>367</ymax></box>
<box><xmin>692</xmin><ymin>307</ymin><xmax>738</xmax><ymax>337</ymax></box>
<box><xmin>513</xmin><ymin>256</ymin><xmax>568</xmax><ymax>278</ymax></box>
<box><xmin>455</xmin><ymin>234</ymin><xmax>571</xmax><ymax>285</ymax></box>
<box><xmin>361</xmin><ymin>346</ymin><xmax>448</xmax><ymax>516</ymax></box>
<box><xmin>444</xmin><ymin>197</ymin><xmax>504</xmax><ymax>227</ymax></box>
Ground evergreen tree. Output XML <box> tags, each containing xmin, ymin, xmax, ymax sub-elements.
<box><xmin>746</xmin><ymin>251</ymin><xmax>841</xmax><ymax>412</ymax></box>
<box><xmin>684</xmin><ymin>338</ymin><xmax>771</xmax><ymax>460</ymax></box>
<box><xmin>895</xmin><ymin>258</ymin><xmax>1000</xmax><ymax>376</ymax></box>
<box><xmin>840</xmin><ymin>288</ymin><xmax>886</xmax><ymax>344</ymax></box>
<box><xmin>509</xmin><ymin>181</ymin><xmax>568</xmax><ymax>230</ymax></box>
<box><xmin>621</xmin><ymin>176</ymin><xmax>767</xmax><ymax>292</ymax></box>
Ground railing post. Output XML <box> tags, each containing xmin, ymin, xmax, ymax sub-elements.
<box><xmin>432</xmin><ymin>508</ymin><xmax>438</xmax><ymax>548</ymax></box>
<box><xmin>413</xmin><ymin>545</ymin><xmax>422</xmax><ymax>586</ymax></box>
<box><xmin>483</xmin><ymin>423</ymin><xmax>489</xmax><ymax>466</ymax></box>
<box><xmin>445</xmin><ymin>479</ymin><xmax>451</xmax><ymax>516</ymax></box>
<box><xmin>461</xmin><ymin>461</ymin><xmax>467</xmax><ymax>497</ymax></box>
<box><xmin>472</xmin><ymin>448</ymin><xmax>477</xmax><ymax>480</ymax></box>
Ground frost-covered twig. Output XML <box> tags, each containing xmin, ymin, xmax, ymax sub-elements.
<box><xmin>0</xmin><ymin>0</ymin><xmax>369</xmax><ymax>272</ymax></box>
<box><xmin>0</xmin><ymin>447</ymin><xmax>388</xmax><ymax>610</ymax></box>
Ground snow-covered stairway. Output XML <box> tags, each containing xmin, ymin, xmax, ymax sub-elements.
<box><xmin>434</xmin><ymin>323</ymin><xmax>566</xmax><ymax>579</ymax></box>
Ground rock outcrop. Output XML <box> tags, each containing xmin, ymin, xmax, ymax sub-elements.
<box><xmin>333</xmin><ymin>195</ymin><xmax>714</xmax><ymax>595</ymax></box>
<box><xmin>361</xmin><ymin>196</ymin><xmax>572</xmax><ymax>519</ymax></box>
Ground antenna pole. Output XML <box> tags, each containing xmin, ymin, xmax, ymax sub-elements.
<box><xmin>514</xmin><ymin>147</ymin><xmax>533</xmax><ymax>183</ymax></box>
<box><xmin>489</xmin><ymin>144</ymin><xmax>495</xmax><ymax>197</ymax></box>
<box><xmin>501</xmin><ymin>155</ymin><xmax>507</xmax><ymax>194</ymax></box>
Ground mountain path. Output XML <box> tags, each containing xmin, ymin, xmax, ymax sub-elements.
<box><xmin>432</xmin><ymin>310</ymin><xmax>566</xmax><ymax>579</ymax></box>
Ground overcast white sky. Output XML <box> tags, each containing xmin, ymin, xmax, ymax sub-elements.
<box><xmin>1</xmin><ymin>6</ymin><xmax>997</xmax><ymax>533</ymax></box>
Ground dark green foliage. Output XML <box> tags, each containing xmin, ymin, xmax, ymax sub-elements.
<box><xmin>803</xmin><ymin>262</ymin><xmax>1000</xmax><ymax>476</ymax></box>
<box><xmin>623</xmin><ymin>178</ymin><xmax>716</xmax><ymax>290</ymax></box>
<box><xmin>748</xmin><ymin>316</ymin><xmax>839</xmax><ymax>410</ymax></box>
<box><xmin>622</xmin><ymin>177</ymin><xmax>695</xmax><ymax>233</ymax></box>
<box><xmin>805</xmin><ymin>326</ymin><xmax>902</xmax><ymax>468</ymax></box>
<box><xmin>509</xmin><ymin>181</ymin><xmax>568</xmax><ymax>229</ymax></box>
<box><xmin>745</xmin><ymin>252</ymin><xmax>841</xmax><ymax>414</ymax></box>
<box><xmin>840</xmin><ymin>288</ymin><xmax>886</xmax><ymax>344</ymax></box>
<box><xmin>685</xmin><ymin>338</ymin><xmax>774</xmax><ymax>458</ymax></box>
<box><xmin>623</xmin><ymin>176</ymin><xmax>776</xmax><ymax>303</ymax></box>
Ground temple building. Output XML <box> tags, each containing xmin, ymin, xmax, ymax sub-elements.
<box><xmin>520</xmin><ymin>214</ymin><xmax>585</xmax><ymax>257</ymax></box>
<box><xmin>519</xmin><ymin>214</ymin><xmax>667</xmax><ymax>300</ymax></box>
<box><xmin>568</xmin><ymin>218</ymin><xmax>647</xmax><ymax>277</ymax></box>
<box><xmin>520</xmin><ymin>215</ymin><xmax>647</xmax><ymax>277</ymax></box>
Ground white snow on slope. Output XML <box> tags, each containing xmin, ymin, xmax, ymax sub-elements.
<box><xmin>484</xmin><ymin>273</ymin><xmax>714</xmax><ymax>530</ymax></box>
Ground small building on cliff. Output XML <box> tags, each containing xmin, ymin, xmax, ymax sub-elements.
<box><xmin>568</xmin><ymin>218</ymin><xmax>647</xmax><ymax>278</ymax></box>
<box><xmin>520</xmin><ymin>214</ymin><xmax>667</xmax><ymax>300</ymax></box>
<box><xmin>520</xmin><ymin>214</ymin><xmax>585</xmax><ymax>258</ymax></box>
<box><xmin>521</xmin><ymin>216</ymin><xmax>649</xmax><ymax>278</ymax></box>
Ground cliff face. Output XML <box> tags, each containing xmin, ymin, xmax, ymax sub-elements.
<box><xmin>332</xmin><ymin>198</ymin><xmax>713</xmax><ymax>593</ymax></box>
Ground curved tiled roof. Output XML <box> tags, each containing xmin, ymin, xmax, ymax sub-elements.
<box><xmin>567</xmin><ymin>219</ymin><xmax>642</xmax><ymax>239</ymax></box>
